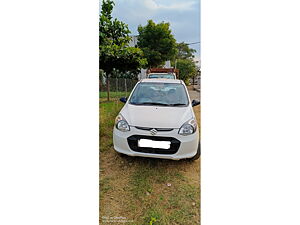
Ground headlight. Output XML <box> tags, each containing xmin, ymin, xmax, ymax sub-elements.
<box><xmin>178</xmin><ymin>118</ymin><xmax>197</xmax><ymax>136</ymax></box>
<box><xmin>115</xmin><ymin>114</ymin><xmax>130</xmax><ymax>132</ymax></box>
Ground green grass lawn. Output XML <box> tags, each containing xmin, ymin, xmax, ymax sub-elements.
<box><xmin>99</xmin><ymin>91</ymin><xmax>130</xmax><ymax>98</ymax></box>
<box><xmin>99</xmin><ymin>101</ymin><xmax>123</xmax><ymax>153</ymax></box>
<box><xmin>129</xmin><ymin>161</ymin><xmax>200</xmax><ymax>225</ymax></box>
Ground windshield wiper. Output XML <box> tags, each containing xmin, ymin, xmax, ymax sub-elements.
<box><xmin>168</xmin><ymin>103</ymin><xmax>187</xmax><ymax>106</ymax></box>
<box><xmin>136</xmin><ymin>102</ymin><xmax>170</xmax><ymax>106</ymax></box>
<box><xmin>131</xmin><ymin>102</ymin><xmax>186</xmax><ymax>106</ymax></box>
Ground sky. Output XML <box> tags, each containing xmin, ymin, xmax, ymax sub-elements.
<box><xmin>107</xmin><ymin>0</ymin><xmax>201</xmax><ymax>61</ymax></box>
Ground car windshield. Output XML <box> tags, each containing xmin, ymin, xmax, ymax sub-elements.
<box><xmin>148</xmin><ymin>74</ymin><xmax>175</xmax><ymax>79</ymax></box>
<box><xmin>129</xmin><ymin>82</ymin><xmax>189</xmax><ymax>106</ymax></box>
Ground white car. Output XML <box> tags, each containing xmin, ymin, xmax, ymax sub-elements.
<box><xmin>113</xmin><ymin>79</ymin><xmax>200</xmax><ymax>160</ymax></box>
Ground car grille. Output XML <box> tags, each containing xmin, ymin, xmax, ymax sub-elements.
<box><xmin>127</xmin><ymin>135</ymin><xmax>180</xmax><ymax>154</ymax></box>
<box><xmin>135</xmin><ymin>126</ymin><xmax>174</xmax><ymax>132</ymax></box>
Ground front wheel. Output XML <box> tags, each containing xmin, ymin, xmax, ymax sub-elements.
<box><xmin>189</xmin><ymin>142</ymin><xmax>201</xmax><ymax>161</ymax></box>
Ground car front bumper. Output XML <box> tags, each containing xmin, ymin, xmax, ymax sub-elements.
<box><xmin>113</xmin><ymin>126</ymin><xmax>199</xmax><ymax>160</ymax></box>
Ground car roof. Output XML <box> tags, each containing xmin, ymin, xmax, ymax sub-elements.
<box><xmin>140</xmin><ymin>79</ymin><xmax>183</xmax><ymax>84</ymax></box>
<box><xmin>148</xmin><ymin>73</ymin><xmax>175</xmax><ymax>75</ymax></box>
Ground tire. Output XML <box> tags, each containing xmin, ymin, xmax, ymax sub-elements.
<box><xmin>189</xmin><ymin>142</ymin><xmax>201</xmax><ymax>161</ymax></box>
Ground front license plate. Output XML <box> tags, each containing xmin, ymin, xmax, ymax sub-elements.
<box><xmin>138</xmin><ymin>139</ymin><xmax>171</xmax><ymax>149</ymax></box>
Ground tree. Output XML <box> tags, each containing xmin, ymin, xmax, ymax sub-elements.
<box><xmin>171</xmin><ymin>42</ymin><xmax>197</xmax><ymax>67</ymax></box>
<box><xmin>176</xmin><ymin>42</ymin><xmax>197</xmax><ymax>60</ymax></box>
<box><xmin>137</xmin><ymin>20</ymin><xmax>177</xmax><ymax>68</ymax></box>
<box><xmin>176</xmin><ymin>59</ymin><xmax>197</xmax><ymax>84</ymax></box>
<box><xmin>100</xmin><ymin>0</ymin><xmax>147</xmax><ymax>101</ymax></box>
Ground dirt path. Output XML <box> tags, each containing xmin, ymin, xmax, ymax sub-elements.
<box><xmin>100</xmin><ymin>101</ymin><xmax>201</xmax><ymax>225</ymax></box>
<box><xmin>187</xmin><ymin>85</ymin><xmax>200</xmax><ymax>101</ymax></box>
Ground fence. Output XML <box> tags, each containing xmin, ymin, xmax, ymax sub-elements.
<box><xmin>99</xmin><ymin>78</ymin><xmax>138</xmax><ymax>102</ymax></box>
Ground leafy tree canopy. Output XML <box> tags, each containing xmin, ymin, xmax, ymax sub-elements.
<box><xmin>99</xmin><ymin>0</ymin><xmax>147</xmax><ymax>100</ymax></box>
<box><xmin>99</xmin><ymin>0</ymin><xmax>147</xmax><ymax>76</ymax></box>
<box><xmin>176</xmin><ymin>59</ymin><xmax>197</xmax><ymax>84</ymax></box>
<box><xmin>137</xmin><ymin>20</ymin><xmax>177</xmax><ymax>68</ymax></box>
<box><xmin>176</xmin><ymin>42</ymin><xmax>197</xmax><ymax>60</ymax></box>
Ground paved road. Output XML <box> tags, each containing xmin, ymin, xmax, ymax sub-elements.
<box><xmin>187</xmin><ymin>86</ymin><xmax>200</xmax><ymax>101</ymax></box>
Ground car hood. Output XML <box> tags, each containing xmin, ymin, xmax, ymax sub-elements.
<box><xmin>120</xmin><ymin>104</ymin><xmax>194</xmax><ymax>128</ymax></box>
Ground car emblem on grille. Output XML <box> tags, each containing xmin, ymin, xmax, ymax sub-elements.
<box><xmin>150</xmin><ymin>128</ymin><xmax>158</xmax><ymax>135</ymax></box>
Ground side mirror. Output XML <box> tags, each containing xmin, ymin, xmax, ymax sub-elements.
<box><xmin>120</xmin><ymin>97</ymin><xmax>127</xmax><ymax>103</ymax></box>
<box><xmin>191</xmin><ymin>99</ymin><xmax>200</xmax><ymax>107</ymax></box>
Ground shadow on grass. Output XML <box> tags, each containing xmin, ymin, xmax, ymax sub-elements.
<box><xmin>116</xmin><ymin>151</ymin><xmax>196</xmax><ymax>167</ymax></box>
